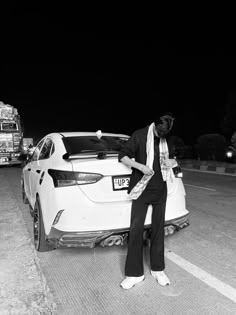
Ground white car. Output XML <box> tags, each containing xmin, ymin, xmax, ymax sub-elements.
<box><xmin>21</xmin><ymin>131</ymin><xmax>189</xmax><ymax>252</ymax></box>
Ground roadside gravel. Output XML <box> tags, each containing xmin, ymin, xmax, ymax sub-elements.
<box><xmin>0</xmin><ymin>169</ymin><xmax>56</xmax><ymax>315</ymax></box>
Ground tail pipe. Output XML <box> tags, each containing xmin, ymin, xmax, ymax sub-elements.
<box><xmin>164</xmin><ymin>220</ymin><xmax>190</xmax><ymax>236</ymax></box>
<box><xmin>99</xmin><ymin>234</ymin><xmax>128</xmax><ymax>247</ymax></box>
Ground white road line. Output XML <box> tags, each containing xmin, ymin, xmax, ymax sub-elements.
<box><xmin>165</xmin><ymin>248</ymin><xmax>236</xmax><ymax>304</ymax></box>
<box><xmin>184</xmin><ymin>184</ymin><xmax>216</xmax><ymax>191</ymax></box>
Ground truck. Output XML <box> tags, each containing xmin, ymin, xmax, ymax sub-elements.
<box><xmin>0</xmin><ymin>101</ymin><xmax>23</xmax><ymax>165</ymax></box>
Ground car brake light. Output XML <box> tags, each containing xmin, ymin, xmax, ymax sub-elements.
<box><xmin>48</xmin><ymin>169</ymin><xmax>103</xmax><ymax>187</ymax></box>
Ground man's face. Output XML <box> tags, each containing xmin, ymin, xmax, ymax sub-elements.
<box><xmin>155</xmin><ymin>124</ymin><xmax>169</xmax><ymax>137</ymax></box>
<box><xmin>155</xmin><ymin>117</ymin><xmax>171</xmax><ymax>137</ymax></box>
<box><xmin>155</xmin><ymin>114</ymin><xmax>174</xmax><ymax>137</ymax></box>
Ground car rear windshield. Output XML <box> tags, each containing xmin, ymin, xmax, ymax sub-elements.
<box><xmin>62</xmin><ymin>136</ymin><xmax>129</xmax><ymax>155</ymax></box>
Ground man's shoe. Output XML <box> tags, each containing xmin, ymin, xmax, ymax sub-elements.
<box><xmin>151</xmin><ymin>270</ymin><xmax>170</xmax><ymax>286</ymax></box>
<box><xmin>120</xmin><ymin>275</ymin><xmax>145</xmax><ymax>290</ymax></box>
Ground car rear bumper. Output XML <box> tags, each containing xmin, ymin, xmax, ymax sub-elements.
<box><xmin>47</xmin><ymin>213</ymin><xmax>190</xmax><ymax>249</ymax></box>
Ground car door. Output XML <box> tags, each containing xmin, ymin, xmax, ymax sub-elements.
<box><xmin>23</xmin><ymin>157</ymin><xmax>32</xmax><ymax>200</ymax></box>
<box><xmin>28</xmin><ymin>139</ymin><xmax>45</xmax><ymax>205</ymax></box>
<box><xmin>29</xmin><ymin>137</ymin><xmax>54</xmax><ymax>206</ymax></box>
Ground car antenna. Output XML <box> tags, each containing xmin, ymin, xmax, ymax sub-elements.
<box><xmin>96</xmin><ymin>130</ymin><xmax>102</xmax><ymax>139</ymax></box>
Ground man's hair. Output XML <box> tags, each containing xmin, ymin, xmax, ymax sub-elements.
<box><xmin>155</xmin><ymin>112</ymin><xmax>175</xmax><ymax>137</ymax></box>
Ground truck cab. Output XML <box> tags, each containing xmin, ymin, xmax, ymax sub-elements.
<box><xmin>0</xmin><ymin>101</ymin><xmax>23</xmax><ymax>165</ymax></box>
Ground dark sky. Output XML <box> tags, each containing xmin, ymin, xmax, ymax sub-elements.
<box><xmin>1</xmin><ymin>6</ymin><xmax>236</xmax><ymax>145</ymax></box>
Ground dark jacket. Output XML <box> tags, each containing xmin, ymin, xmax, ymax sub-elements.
<box><xmin>118</xmin><ymin>125</ymin><xmax>174</xmax><ymax>193</ymax></box>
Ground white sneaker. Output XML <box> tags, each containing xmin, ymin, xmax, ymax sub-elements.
<box><xmin>120</xmin><ymin>275</ymin><xmax>145</xmax><ymax>289</ymax></box>
<box><xmin>151</xmin><ymin>270</ymin><xmax>170</xmax><ymax>286</ymax></box>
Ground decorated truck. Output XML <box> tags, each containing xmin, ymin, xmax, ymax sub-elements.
<box><xmin>0</xmin><ymin>101</ymin><xmax>23</xmax><ymax>165</ymax></box>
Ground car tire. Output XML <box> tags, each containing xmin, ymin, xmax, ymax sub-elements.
<box><xmin>21</xmin><ymin>182</ymin><xmax>29</xmax><ymax>204</ymax></box>
<box><xmin>29</xmin><ymin>204</ymin><xmax>34</xmax><ymax>217</ymax></box>
<box><xmin>33</xmin><ymin>198</ymin><xmax>54</xmax><ymax>252</ymax></box>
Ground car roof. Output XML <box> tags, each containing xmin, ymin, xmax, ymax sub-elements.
<box><xmin>47</xmin><ymin>131</ymin><xmax>129</xmax><ymax>138</ymax></box>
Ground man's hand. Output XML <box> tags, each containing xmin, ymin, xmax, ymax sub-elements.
<box><xmin>162</xmin><ymin>158</ymin><xmax>177</xmax><ymax>168</ymax></box>
<box><xmin>140</xmin><ymin>165</ymin><xmax>154</xmax><ymax>175</ymax></box>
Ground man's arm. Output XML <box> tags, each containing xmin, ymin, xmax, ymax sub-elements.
<box><xmin>120</xmin><ymin>156</ymin><xmax>154</xmax><ymax>176</ymax></box>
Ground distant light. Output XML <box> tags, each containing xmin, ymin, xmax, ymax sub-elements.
<box><xmin>226</xmin><ymin>151</ymin><xmax>233</xmax><ymax>158</ymax></box>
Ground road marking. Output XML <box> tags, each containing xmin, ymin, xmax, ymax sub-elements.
<box><xmin>165</xmin><ymin>248</ymin><xmax>236</xmax><ymax>304</ymax></box>
<box><xmin>184</xmin><ymin>184</ymin><xmax>216</xmax><ymax>191</ymax></box>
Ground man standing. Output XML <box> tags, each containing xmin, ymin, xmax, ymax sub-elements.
<box><xmin>118</xmin><ymin>113</ymin><xmax>175</xmax><ymax>289</ymax></box>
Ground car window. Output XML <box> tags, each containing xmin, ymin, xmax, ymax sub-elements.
<box><xmin>30</xmin><ymin>139</ymin><xmax>44</xmax><ymax>161</ymax></box>
<box><xmin>39</xmin><ymin>138</ymin><xmax>53</xmax><ymax>160</ymax></box>
<box><xmin>50</xmin><ymin>142</ymin><xmax>55</xmax><ymax>156</ymax></box>
<box><xmin>62</xmin><ymin>136</ymin><xmax>129</xmax><ymax>154</ymax></box>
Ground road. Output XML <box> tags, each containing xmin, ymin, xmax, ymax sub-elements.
<box><xmin>5</xmin><ymin>167</ymin><xmax>236</xmax><ymax>314</ymax></box>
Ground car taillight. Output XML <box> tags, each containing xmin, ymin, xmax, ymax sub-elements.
<box><xmin>172</xmin><ymin>165</ymin><xmax>183</xmax><ymax>178</ymax></box>
<box><xmin>74</xmin><ymin>172</ymin><xmax>103</xmax><ymax>184</ymax></box>
<box><xmin>48</xmin><ymin>169</ymin><xmax>103</xmax><ymax>187</ymax></box>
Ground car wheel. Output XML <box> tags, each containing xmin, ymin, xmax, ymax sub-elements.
<box><xmin>21</xmin><ymin>181</ymin><xmax>29</xmax><ymax>204</ymax></box>
<box><xmin>33</xmin><ymin>199</ymin><xmax>54</xmax><ymax>252</ymax></box>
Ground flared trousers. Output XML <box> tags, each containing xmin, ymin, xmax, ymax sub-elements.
<box><xmin>125</xmin><ymin>186</ymin><xmax>167</xmax><ymax>277</ymax></box>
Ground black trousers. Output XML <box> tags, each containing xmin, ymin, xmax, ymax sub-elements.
<box><xmin>125</xmin><ymin>186</ymin><xmax>167</xmax><ymax>277</ymax></box>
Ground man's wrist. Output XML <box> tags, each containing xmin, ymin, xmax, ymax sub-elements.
<box><xmin>139</xmin><ymin>164</ymin><xmax>144</xmax><ymax>172</ymax></box>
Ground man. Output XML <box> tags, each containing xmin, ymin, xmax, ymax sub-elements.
<box><xmin>118</xmin><ymin>113</ymin><xmax>176</xmax><ymax>290</ymax></box>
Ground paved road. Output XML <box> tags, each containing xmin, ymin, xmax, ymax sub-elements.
<box><xmin>4</xmin><ymin>167</ymin><xmax>236</xmax><ymax>314</ymax></box>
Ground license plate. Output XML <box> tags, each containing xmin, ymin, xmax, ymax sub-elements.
<box><xmin>112</xmin><ymin>175</ymin><xmax>130</xmax><ymax>191</ymax></box>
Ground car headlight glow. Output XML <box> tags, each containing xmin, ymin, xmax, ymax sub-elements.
<box><xmin>226</xmin><ymin>150</ymin><xmax>233</xmax><ymax>158</ymax></box>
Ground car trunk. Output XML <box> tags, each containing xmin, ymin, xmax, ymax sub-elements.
<box><xmin>71</xmin><ymin>157</ymin><xmax>132</xmax><ymax>202</ymax></box>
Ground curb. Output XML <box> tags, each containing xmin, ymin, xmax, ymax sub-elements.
<box><xmin>179</xmin><ymin>161</ymin><xmax>236</xmax><ymax>176</ymax></box>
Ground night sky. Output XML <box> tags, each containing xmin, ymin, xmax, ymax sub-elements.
<box><xmin>1</xmin><ymin>6</ymin><xmax>236</xmax><ymax>145</ymax></box>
